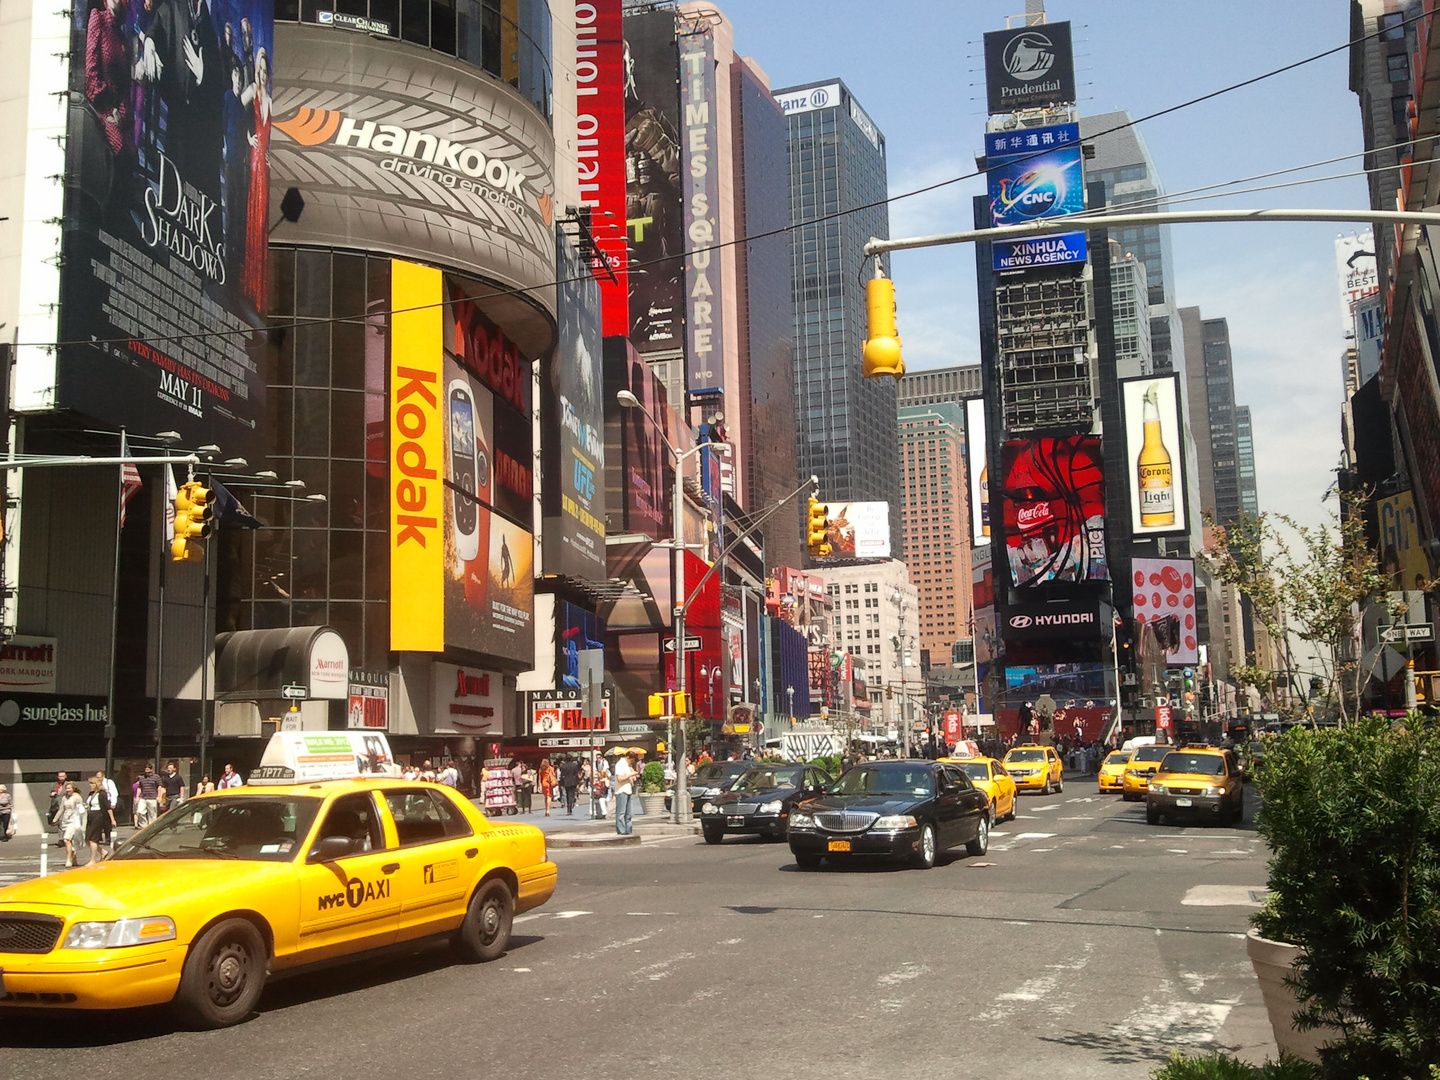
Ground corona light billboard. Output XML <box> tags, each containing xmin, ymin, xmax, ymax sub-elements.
<box><xmin>1120</xmin><ymin>374</ymin><xmax>1188</xmax><ymax>537</ymax></box>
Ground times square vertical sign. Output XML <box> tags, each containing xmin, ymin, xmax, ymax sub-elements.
<box><xmin>679</xmin><ymin>25</ymin><xmax>724</xmax><ymax>396</ymax></box>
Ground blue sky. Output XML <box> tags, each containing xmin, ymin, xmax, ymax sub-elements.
<box><xmin>717</xmin><ymin>0</ymin><xmax>1366</xmax><ymax>530</ymax></box>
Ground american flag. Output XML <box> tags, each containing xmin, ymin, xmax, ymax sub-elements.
<box><xmin>120</xmin><ymin>463</ymin><xmax>143</xmax><ymax>527</ymax></box>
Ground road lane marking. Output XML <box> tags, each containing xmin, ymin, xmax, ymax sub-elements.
<box><xmin>1013</xmin><ymin>832</ymin><xmax>1056</xmax><ymax>840</ymax></box>
<box><xmin>877</xmin><ymin>962</ymin><xmax>930</xmax><ymax>987</ymax></box>
<box><xmin>1112</xmin><ymin>1000</ymin><xmax>1232</xmax><ymax>1044</ymax></box>
<box><xmin>1181</xmin><ymin>885</ymin><xmax>1266</xmax><ymax>907</ymax></box>
<box><xmin>552</xmin><ymin>910</ymin><xmax>594</xmax><ymax>919</ymax></box>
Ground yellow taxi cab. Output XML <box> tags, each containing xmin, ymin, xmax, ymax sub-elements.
<box><xmin>938</xmin><ymin>756</ymin><xmax>1017</xmax><ymax>825</ymax></box>
<box><xmin>1002</xmin><ymin>744</ymin><xmax>1064</xmax><ymax>794</ymax></box>
<box><xmin>1097</xmin><ymin>749</ymin><xmax>1133</xmax><ymax>794</ymax></box>
<box><xmin>1121</xmin><ymin>743</ymin><xmax>1175</xmax><ymax>800</ymax></box>
<box><xmin>0</xmin><ymin>732</ymin><xmax>556</xmax><ymax>1028</ymax></box>
<box><xmin>1146</xmin><ymin>746</ymin><xmax>1244</xmax><ymax>826</ymax></box>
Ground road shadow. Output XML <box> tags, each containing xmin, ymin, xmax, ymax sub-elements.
<box><xmin>775</xmin><ymin>849</ymin><xmax>975</xmax><ymax>873</ymax></box>
<box><xmin>1039</xmin><ymin>1026</ymin><xmax>1241</xmax><ymax>1066</ymax></box>
<box><xmin>0</xmin><ymin>936</ymin><xmax>546</xmax><ymax>1048</ymax></box>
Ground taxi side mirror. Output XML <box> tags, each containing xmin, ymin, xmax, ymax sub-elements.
<box><xmin>309</xmin><ymin>835</ymin><xmax>355</xmax><ymax>863</ymax></box>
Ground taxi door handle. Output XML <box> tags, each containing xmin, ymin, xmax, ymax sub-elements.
<box><xmin>382</xmin><ymin>863</ymin><xmax>400</xmax><ymax>874</ymax></box>
<box><xmin>465</xmin><ymin>848</ymin><xmax>479</xmax><ymax>859</ymax></box>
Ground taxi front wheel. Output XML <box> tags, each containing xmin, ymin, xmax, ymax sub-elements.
<box><xmin>174</xmin><ymin>917</ymin><xmax>268</xmax><ymax>1029</ymax></box>
<box><xmin>454</xmin><ymin>879</ymin><xmax>514</xmax><ymax>963</ymax></box>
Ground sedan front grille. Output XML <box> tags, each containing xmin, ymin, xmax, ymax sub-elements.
<box><xmin>814</xmin><ymin>811</ymin><xmax>879</xmax><ymax>833</ymax></box>
<box><xmin>0</xmin><ymin>913</ymin><xmax>64</xmax><ymax>954</ymax></box>
<box><xmin>733</xmin><ymin>803</ymin><xmax>759</xmax><ymax>814</ymax></box>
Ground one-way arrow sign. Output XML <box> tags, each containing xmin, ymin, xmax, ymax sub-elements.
<box><xmin>663</xmin><ymin>636</ymin><xmax>703</xmax><ymax>652</ymax></box>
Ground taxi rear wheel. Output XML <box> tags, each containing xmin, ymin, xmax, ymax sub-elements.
<box><xmin>174</xmin><ymin>917</ymin><xmax>268</xmax><ymax>1029</ymax></box>
<box><xmin>454</xmin><ymin>879</ymin><xmax>514</xmax><ymax>963</ymax></box>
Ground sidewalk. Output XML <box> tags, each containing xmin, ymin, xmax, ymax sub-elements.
<box><xmin>472</xmin><ymin>792</ymin><xmax>699</xmax><ymax>842</ymax></box>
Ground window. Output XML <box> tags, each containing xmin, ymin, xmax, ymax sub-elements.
<box><xmin>1381</xmin><ymin>11</ymin><xmax>1406</xmax><ymax>40</ymax></box>
<box><xmin>1393</xmin><ymin>95</ymin><xmax>1412</xmax><ymax>127</ymax></box>
<box><xmin>384</xmin><ymin>789</ymin><xmax>473</xmax><ymax>845</ymax></box>
<box><xmin>1389</xmin><ymin>53</ymin><xmax>1410</xmax><ymax>83</ymax></box>
<box><xmin>311</xmin><ymin>793</ymin><xmax>385</xmax><ymax>858</ymax></box>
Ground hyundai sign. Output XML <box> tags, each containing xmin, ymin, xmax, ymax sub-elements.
<box><xmin>993</xmin><ymin>232</ymin><xmax>1088</xmax><ymax>272</ymax></box>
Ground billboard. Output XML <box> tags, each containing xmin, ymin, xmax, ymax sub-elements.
<box><xmin>1379</xmin><ymin>491</ymin><xmax>1429</xmax><ymax>590</ymax></box>
<box><xmin>1004</xmin><ymin>596</ymin><xmax>1103</xmax><ymax>642</ymax></box>
<box><xmin>624</xmin><ymin>10</ymin><xmax>685</xmax><ymax>354</ymax></box>
<box><xmin>988</xmin><ymin>140</ymin><xmax>1085</xmax><ymax>228</ymax></box>
<box><xmin>679</xmin><ymin>26</ymin><xmax>724</xmax><ymax>395</ymax></box>
<box><xmin>58</xmin><ymin>0</ymin><xmax>274</xmax><ymax>453</ymax></box>
<box><xmin>1120</xmin><ymin>374</ymin><xmax>1188</xmax><ymax>537</ymax></box>
<box><xmin>822</xmin><ymin>503</ymin><xmax>892</xmax><ymax>559</ymax></box>
<box><xmin>604</xmin><ymin>336</ymin><xmax>670</xmax><ymax>539</ymax></box>
<box><xmin>1131</xmin><ymin>559</ymin><xmax>1198</xmax><ymax>664</ymax></box>
<box><xmin>964</xmin><ymin>397</ymin><xmax>990</xmax><ymax>545</ymax></box>
<box><xmin>270</xmin><ymin>26</ymin><xmax>557</xmax><ymax>308</ymax></box>
<box><xmin>993</xmin><ymin>233</ymin><xmax>1088</xmax><ymax>272</ymax></box>
<box><xmin>1335</xmin><ymin>231</ymin><xmax>1379</xmax><ymax>332</ymax></box>
<box><xmin>389</xmin><ymin>260</ymin><xmax>535</xmax><ymax>664</ymax></box>
<box><xmin>543</xmin><ymin>233</ymin><xmax>607</xmax><ymax>581</ymax></box>
<box><xmin>576</xmin><ymin>0</ymin><xmax>629</xmax><ymax>335</ymax></box>
<box><xmin>431</xmin><ymin>662</ymin><xmax>505</xmax><ymax>736</ymax></box>
<box><xmin>1001</xmin><ymin>437</ymin><xmax>1108</xmax><ymax>587</ymax></box>
<box><xmin>982</xmin><ymin>22</ymin><xmax>1076</xmax><ymax>114</ymax></box>
<box><xmin>775</xmin><ymin>82</ymin><xmax>841</xmax><ymax>116</ymax></box>
<box><xmin>557</xmin><ymin>601</ymin><xmax>606</xmax><ymax>692</ymax></box>
<box><xmin>347</xmin><ymin>670</ymin><xmax>389</xmax><ymax>730</ymax></box>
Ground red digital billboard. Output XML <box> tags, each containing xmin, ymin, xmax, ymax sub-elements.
<box><xmin>1001</xmin><ymin>436</ymin><xmax>1108</xmax><ymax>588</ymax></box>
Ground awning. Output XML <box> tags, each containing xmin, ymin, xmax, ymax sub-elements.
<box><xmin>215</xmin><ymin>626</ymin><xmax>350</xmax><ymax>701</ymax></box>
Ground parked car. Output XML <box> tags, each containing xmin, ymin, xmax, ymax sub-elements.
<box><xmin>787</xmin><ymin>761</ymin><xmax>990</xmax><ymax>870</ymax></box>
<box><xmin>700</xmin><ymin>764</ymin><xmax>832</xmax><ymax>843</ymax></box>
<box><xmin>672</xmin><ymin>760</ymin><xmax>756</xmax><ymax>813</ymax></box>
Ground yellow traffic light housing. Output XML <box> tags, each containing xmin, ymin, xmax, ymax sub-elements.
<box><xmin>172</xmin><ymin>481</ymin><xmax>213</xmax><ymax>561</ymax></box>
<box><xmin>863</xmin><ymin>274</ymin><xmax>904</xmax><ymax>379</ymax></box>
<box><xmin>806</xmin><ymin>496</ymin><xmax>831</xmax><ymax>557</ymax></box>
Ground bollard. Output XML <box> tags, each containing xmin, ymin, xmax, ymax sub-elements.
<box><xmin>40</xmin><ymin>831</ymin><xmax>49</xmax><ymax>878</ymax></box>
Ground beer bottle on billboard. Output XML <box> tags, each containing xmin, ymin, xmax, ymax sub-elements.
<box><xmin>979</xmin><ymin>463</ymin><xmax>991</xmax><ymax>538</ymax></box>
<box><xmin>1137</xmin><ymin>383</ymin><xmax>1175</xmax><ymax>526</ymax></box>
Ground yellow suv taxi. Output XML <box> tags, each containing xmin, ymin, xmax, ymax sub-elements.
<box><xmin>939</xmin><ymin>756</ymin><xmax>1018</xmax><ymax>824</ymax></box>
<box><xmin>1121</xmin><ymin>744</ymin><xmax>1174</xmax><ymax>800</ymax></box>
<box><xmin>1098</xmin><ymin>749</ymin><xmax>1132</xmax><ymax>793</ymax></box>
<box><xmin>0</xmin><ymin>732</ymin><xmax>556</xmax><ymax>1028</ymax></box>
<box><xmin>1002</xmin><ymin>744</ymin><xmax>1064</xmax><ymax>794</ymax></box>
<box><xmin>1146</xmin><ymin>746</ymin><xmax>1244</xmax><ymax>826</ymax></box>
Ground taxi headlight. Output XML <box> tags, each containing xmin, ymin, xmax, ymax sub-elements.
<box><xmin>1148</xmin><ymin>783</ymin><xmax>1163</xmax><ymax>793</ymax></box>
<box><xmin>872</xmin><ymin>814</ymin><xmax>918</xmax><ymax>831</ymax></box>
<box><xmin>759</xmin><ymin>800</ymin><xmax>783</xmax><ymax>814</ymax></box>
<box><xmin>1205</xmin><ymin>786</ymin><xmax>1225</xmax><ymax>797</ymax></box>
<box><xmin>789</xmin><ymin>811</ymin><xmax>815</xmax><ymax>829</ymax></box>
<box><xmin>701</xmin><ymin>802</ymin><xmax>719</xmax><ymax>814</ymax></box>
<box><xmin>63</xmin><ymin>916</ymin><xmax>176</xmax><ymax>949</ymax></box>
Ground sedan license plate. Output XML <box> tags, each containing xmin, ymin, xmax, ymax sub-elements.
<box><xmin>727</xmin><ymin>816</ymin><xmax>744</xmax><ymax>826</ymax></box>
<box><xmin>1176</xmin><ymin>797</ymin><xmax>1193</xmax><ymax>807</ymax></box>
<box><xmin>827</xmin><ymin>840</ymin><xmax>851</xmax><ymax>852</ymax></box>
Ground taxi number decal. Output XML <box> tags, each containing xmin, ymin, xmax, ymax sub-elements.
<box><xmin>318</xmin><ymin>877</ymin><xmax>391</xmax><ymax>910</ymax></box>
<box><xmin>423</xmin><ymin>860</ymin><xmax>459</xmax><ymax>884</ymax></box>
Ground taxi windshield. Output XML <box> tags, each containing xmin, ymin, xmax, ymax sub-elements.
<box><xmin>1105</xmin><ymin>752</ymin><xmax>1131</xmax><ymax>765</ymax></box>
<box><xmin>1160</xmin><ymin>753</ymin><xmax>1227</xmax><ymax>776</ymax></box>
<box><xmin>1006</xmin><ymin>749</ymin><xmax>1047</xmax><ymax>762</ymax></box>
<box><xmin>113</xmin><ymin>796</ymin><xmax>322</xmax><ymax>862</ymax></box>
<box><xmin>1132</xmin><ymin>746</ymin><xmax>1172</xmax><ymax>763</ymax></box>
<box><xmin>734</xmin><ymin>766</ymin><xmax>804</xmax><ymax>791</ymax></box>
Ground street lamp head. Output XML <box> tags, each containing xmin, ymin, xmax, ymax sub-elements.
<box><xmin>305</xmin><ymin>494</ymin><xmax>328</xmax><ymax>503</ymax></box>
<box><xmin>154</xmin><ymin>431</ymin><xmax>182</xmax><ymax>443</ymax></box>
<box><xmin>224</xmin><ymin>457</ymin><xmax>248</xmax><ymax>468</ymax></box>
<box><xmin>255</xmin><ymin>471</ymin><xmax>278</xmax><ymax>480</ymax></box>
<box><xmin>283</xmin><ymin>479</ymin><xmax>306</xmax><ymax>489</ymax></box>
<box><xmin>197</xmin><ymin>444</ymin><xmax>221</xmax><ymax>455</ymax></box>
<box><xmin>616</xmin><ymin>389</ymin><xmax>640</xmax><ymax>408</ymax></box>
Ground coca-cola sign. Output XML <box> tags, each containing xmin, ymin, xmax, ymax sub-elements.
<box><xmin>1001</xmin><ymin>437</ymin><xmax>1108</xmax><ymax>588</ymax></box>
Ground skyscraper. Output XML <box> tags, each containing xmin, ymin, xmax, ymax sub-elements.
<box><xmin>1236</xmin><ymin>405</ymin><xmax>1259</xmax><ymax>519</ymax></box>
<box><xmin>777</xmin><ymin>79</ymin><xmax>900</xmax><ymax>557</ymax></box>
<box><xmin>899</xmin><ymin>403</ymin><xmax>973</xmax><ymax>666</ymax></box>
<box><xmin>896</xmin><ymin>366</ymin><xmax>984</xmax><ymax>406</ymax></box>
<box><xmin>1080</xmin><ymin>112</ymin><xmax>1185</xmax><ymax>377</ymax></box>
<box><xmin>1180</xmin><ymin>308</ymin><xmax>1243</xmax><ymax>527</ymax></box>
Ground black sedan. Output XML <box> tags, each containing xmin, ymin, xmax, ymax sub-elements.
<box><xmin>699</xmin><ymin>764</ymin><xmax>833</xmax><ymax>844</ymax></box>
<box><xmin>787</xmin><ymin>761</ymin><xmax>991</xmax><ymax>870</ymax></box>
<box><xmin>671</xmin><ymin>760</ymin><xmax>757</xmax><ymax>813</ymax></box>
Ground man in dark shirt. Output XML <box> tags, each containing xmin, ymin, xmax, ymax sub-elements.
<box><xmin>558</xmin><ymin>757</ymin><xmax>581</xmax><ymax>815</ymax></box>
<box><xmin>136</xmin><ymin>765</ymin><xmax>162</xmax><ymax>827</ymax></box>
<box><xmin>160</xmin><ymin>760</ymin><xmax>187</xmax><ymax>813</ymax></box>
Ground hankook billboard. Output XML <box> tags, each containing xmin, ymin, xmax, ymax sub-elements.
<box><xmin>270</xmin><ymin>25</ymin><xmax>557</xmax><ymax>307</ymax></box>
<box><xmin>982</xmin><ymin>21</ymin><xmax>1076</xmax><ymax>114</ymax></box>
<box><xmin>58</xmin><ymin>0</ymin><xmax>274</xmax><ymax>454</ymax></box>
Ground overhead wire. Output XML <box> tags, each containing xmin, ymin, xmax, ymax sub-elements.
<box><xmin>14</xmin><ymin>3</ymin><xmax>1433</xmax><ymax>353</ymax></box>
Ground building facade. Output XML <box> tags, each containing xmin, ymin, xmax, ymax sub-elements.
<box><xmin>817</xmin><ymin>559</ymin><xmax>917</xmax><ymax>733</ymax></box>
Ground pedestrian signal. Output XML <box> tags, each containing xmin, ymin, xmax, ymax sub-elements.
<box><xmin>863</xmin><ymin>276</ymin><xmax>904</xmax><ymax>379</ymax></box>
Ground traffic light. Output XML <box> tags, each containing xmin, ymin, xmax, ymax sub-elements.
<box><xmin>172</xmin><ymin>481</ymin><xmax>213</xmax><ymax>561</ymax></box>
<box><xmin>862</xmin><ymin>276</ymin><xmax>904</xmax><ymax>379</ymax></box>
<box><xmin>806</xmin><ymin>496</ymin><xmax>831</xmax><ymax>557</ymax></box>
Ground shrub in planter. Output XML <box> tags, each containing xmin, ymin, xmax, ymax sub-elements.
<box><xmin>809</xmin><ymin>755</ymin><xmax>841</xmax><ymax>777</ymax></box>
<box><xmin>639</xmin><ymin>761</ymin><xmax>667</xmax><ymax>794</ymax></box>
<box><xmin>1150</xmin><ymin>1051</ymin><xmax>1317</xmax><ymax>1080</ymax></box>
<box><xmin>1254</xmin><ymin>715</ymin><xmax>1440</xmax><ymax>1079</ymax></box>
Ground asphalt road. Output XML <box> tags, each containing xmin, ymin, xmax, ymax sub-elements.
<box><xmin>0</xmin><ymin>781</ymin><xmax>1277</xmax><ymax>1079</ymax></box>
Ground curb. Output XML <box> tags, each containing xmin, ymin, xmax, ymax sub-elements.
<box><xmin>547</xmin><ymin>833</ymin><xmax>642</xmax><ymax>849</ymax></box>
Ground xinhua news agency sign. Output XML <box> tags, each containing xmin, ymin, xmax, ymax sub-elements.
<box><xmin>993</xmin><ymin>233</ymin><xmax>1088</xmax><ymax>272</ymax></box>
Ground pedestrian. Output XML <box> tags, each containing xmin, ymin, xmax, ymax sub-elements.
<box><xmin>48</xmin><ymin>771</ymin><xmax>68</xmax><ymax>846</ymax></box>
<box><xmin>160</xmin><ymin>760</ymin><xmax>186</xmax><ymax>813</ymax></box>
<box><xmin>538</xmin><ymin>757</ymin><xmax>556</xmax><ymax>816</ymax></box>
<box><xmin>0</xmin><ymin>784</ymin><xmax>13</xmax><ymax>841</ymax></box>
<box><xmin>135</xmin><ymin>764</ymin><xmax>160</xmax><ymax>827</ymax></box>
<box><xmin>559</xmin><ymin>756</ymin><xmax>581</xmax><ymax>815</ymax></box>
<box><xmin>95</xmin><ymin>769</ymin><xmax>120</xmax><ymax>820</ymax></box>
<box><xmin>85</xmin><ymin>775</ymin><xmax>116</xmax><ymax>862</ymax></box>
<box><xmin>613</xmin><ymin>751</ymin><xmax>639</xmax><ymax>836</ymax></box>
<box><xmin>439</xmin><ymin>759</ymin><xmax>459</xmax><ymax>788</ymax></box>
<box><xmin>218</xmin><ymin>763</ymin><xmax>244</xmax><ymax>789</ymax></box>
<box><xmin>592</xmin><ymin>755</ymin><xmax>611</xmax><ymax>819</ymax></box>
<box><xmin>195</xmin><ymin>774</ymin><xmax>215</xmax><ymax>795</ymax></box>
<box><xmin>53</xmin><ymin>781</ymin><xmax>85</xmax><ymax>867</ymax></box>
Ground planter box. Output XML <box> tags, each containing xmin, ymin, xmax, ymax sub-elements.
<box><xmin>1246</xmin><ymin>929</ymin><xmax>1342</xmax><ymax>1063</ymax></box>
<box><xmin>637</xmin><ymin>793</ymin><xmax>667</xmax><ymax>817</ymax></box>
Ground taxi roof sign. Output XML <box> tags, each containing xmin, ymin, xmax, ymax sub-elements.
<box><xmin>248</xmin><ymin>731</ymin><xmax>401</xmax><ymax>785</ymax></box>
